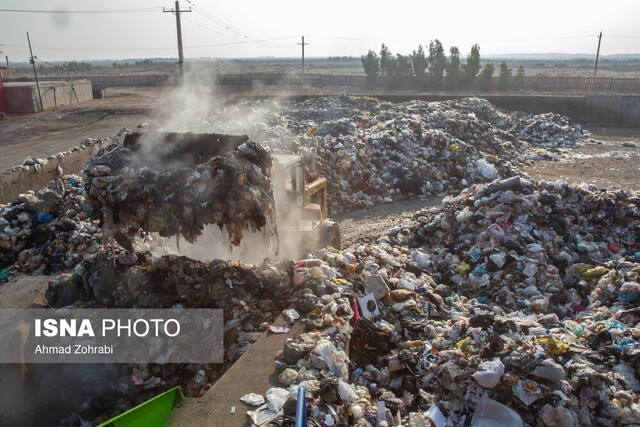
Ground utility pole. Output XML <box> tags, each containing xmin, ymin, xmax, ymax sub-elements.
<box><xmin>5</xmin><ymin>56</ymin><xmax>10</xmax><ymax>78</ymax></box>
<box><xmin>593</xmin><ymin>31</ymin><xmax>602</xmax><ymax>79</ymax></box>
<box><xmin>26</xmin><ymin>32</ymin><xmax>43</xmax><ymax>112</ymax></box>
<box><xmin>297</xmin><ymin>35</ymin><xmax>309</xmax><ymax>73</ymax></box>
<box><xmin>163</xmin><ymin>1</ymin><xmax>191</xmax><ymax>83</ymax></box>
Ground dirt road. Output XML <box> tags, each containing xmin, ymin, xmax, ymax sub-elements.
<box><xmin>334</xmin><ymin>197</ymin><xmax>440</xmax><ymax>249</ymax></box>
<box><xmin>522</xmin><ymin>127</ymin><xmax>640</xmax><ymax>191</ymax></box>
<box><xmin>0</xmin><ymin>87</ymin><xmax>162</xmax><ymax>170</ymax></box>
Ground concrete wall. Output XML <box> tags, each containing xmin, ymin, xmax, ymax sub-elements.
<box><xmin>0</xmin><ymin>133</ymin><xmax>124</xmax><ymax>204</ymax></box>
<box><xmin>3</xmin><ymin>80</ymin><xmax>92</xmax><ymax>113</ymax></box>
<box><xmin>621</xmin><ymin>96</ymin><xmax>640</xmax><ymax>125</ymax></box>
<box><xmin>39</xmin><ymin>80</ymin><xmax>93</xmax><ymax>110</ymax></box>
<box><xmin>235</xmin><ymin>94</ymin><xmax>639</xmax><ymax>126</ymax></box>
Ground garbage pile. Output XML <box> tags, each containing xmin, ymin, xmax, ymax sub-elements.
<box><xmin>0</xmin><ymin>175</ymin><xmax>101</xmax><ymax>281</ymax></box>
<box><xmin>204</xmin><ymin>96</ymin><xmax>592</xmax><ymax>212</ymax></box>
<box><xmin>38</xmin><ymin>175</ymin><xmax>640</xmax><ymax>425</ymax></box>
<box><xmin>386</xmin><ymin>176</ymin><xmax>640</xmax><ymax>315</ymax></box>
<box><xmin>83</xmin><ymin>133</ymin><xmax>276</xmax><ymax>246</ymax></box>
<box><xmin>46</xmin><ymin>248</ymin><xmax>296</xmax><ymax>424</ymax></box>
<box><xmin>228</xmin><ymin>178</ymin><xmax>640</xmax><ymax>426</ymax></box>
<box><xmin>512</xmin><ymin>112</ymin><xmax>589</xmax><ymax>148</ymax></box>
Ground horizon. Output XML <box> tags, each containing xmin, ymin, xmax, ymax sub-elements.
<box><xmin>6</xmin><ymin>53</ymin><xmax>640</xmax><ymax>67</ymax></box>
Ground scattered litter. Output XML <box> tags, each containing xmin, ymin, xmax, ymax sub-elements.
<box><xmin>240</xmin><ymin>393</ymin><xmax>265</xmax><ymax>406</ymax></box>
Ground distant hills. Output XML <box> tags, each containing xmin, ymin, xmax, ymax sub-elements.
<box><xmin>483</xmin><ymin>53</ymin><xmax>640</xmax><ymax>61</ymax></box>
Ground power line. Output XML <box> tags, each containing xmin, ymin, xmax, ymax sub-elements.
<box><xmin>187</xmin><ymin>4</ymin><xmax>293</xmax><ymax>49</ymax></box>
<box><xmin>186</xmin><ymin>37</ymin><xmax>297</xmax><ymax>48</ymax></box>
<box><xmin>0</xmin><ymin>7</ymin><xmax>160</xmax><ymax>14</ymax></box>
<box><xmin>191</xmin><ymin>7</ymin><xmax>250</xmax><ymax>40</ymax></box>
<box><xmin>603</xmin><ymin>30</ymin><xmax>640</xmax><ymax>35</ymax></box>
<box><xmin>182</xmin><ymin>15</ymin><xmax>296</xmax><ymax>49</ymax></box>
<box><xmin>1</xmin><ymin>43</ymin><xmax>178</xmax><ymax>52</ymax></box>
<box><xmin>34</xmin><ymin>57</ymin><xmax>57</xmax><ymax>67</ymax></box>
<box><xmin>1</xmin><ymin>37</ymin><xmax>299</xmax><ymax>53</ymax></box>
<box><xmin>181</xmin><ymin>15</ymin><xmax>246</xmax><ymax>42</ymax></box>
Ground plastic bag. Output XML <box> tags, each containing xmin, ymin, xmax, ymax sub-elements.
<box><xmin>472</xmin><ymin>394</ymin><xmax>523</xmax><ymax>427</ymax></box>
<box><xmin>266</xmin><ymin>387</ymin><xmax>289</xmax><ymax>412</ymax></box>
<box><xmin>477</xmin><ymin>159</ymin><xmax>497</xmax><ymax>179</ymax></box>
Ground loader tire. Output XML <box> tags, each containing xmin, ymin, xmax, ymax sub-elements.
<box><xmin>320</xmin><ymin>221</ymin><xmax>341</xmax><ymax>250</ymax></box>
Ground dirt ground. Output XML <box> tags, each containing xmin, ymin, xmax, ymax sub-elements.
<box><xmin>0</xmin><ymin>87</ymin><xmax>164</xmax><ymax>170</ymax></box>
<box><xmin>522</xmin><ymin>127</ymin><xmax>640</xmax><ymax>191</ymax></box>
<box><xmin>0</xmin><ymin>85</ymin><xmax>375</xmax><ymax>171</ymax></box>
<box><xmin>333</xmin><ymin>197</ymin><xmax>441</xmax><ymax>249</ymax></box>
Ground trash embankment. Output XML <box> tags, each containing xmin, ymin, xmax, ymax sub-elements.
<box><xmin>0</xmin><ymin>176</ymin><xmax>101</xmax><ymax>281</ymax></box>
<box><xmin>47</xmin><ymin>177</ymin><xmax>640</xmax><ymax>426</ymax></box>
<box><xmin>228</xmin><ymin>178</ymin><xmax>640</xmax><ymax>426</ymax></box>
<box><xmin>205</xmin><ymin>96</ymin><xmax>592</xmax><ymax>211</ymax></box>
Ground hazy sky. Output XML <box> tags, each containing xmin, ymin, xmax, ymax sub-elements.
<box><xmin>1</xmin><ymin>0</ymin><xmax>639</xmax><ymax>62</ymax></box>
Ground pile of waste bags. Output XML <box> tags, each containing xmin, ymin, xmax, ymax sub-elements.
<box><xmin>512</xmin><ymin>112</ymin><xmax>588</xmax><ymax>148</ymax></box>
<box><xmin>0</xmin><ymin>175</ymin><xmax>101</xmax><ymax>281</ymax></box>
<box><xmin>1</xmin><ymin>97</ymin><xmax>594</xmax><ymax>284</ymax></box>
<box><xmin>385</xmin><ymin>176</ymin><xmax>640</xmax><ymax>315</ymax></box>
<box><xmin>44</xmin><ymin>248</ymin><xmax>297</xmax><ymax>424</ymax></box>
<box><xmin>237</xmin><ymin>182</ymin><xmax>640</xmax><ymax>426</ymax></box>
<box><xmin>201</xmin><ymin>96</ymin><xmax>592</xmax><ymax>212</ymax></box>
<box><xmin>53</xmin><ymin>178</ymin><xmax>640</xmax><ymax>426</ymax></box>
<box><xmin>83</xmin><ymin>132</ymin><xmax>276</xmax><ymax>246</ymax></box>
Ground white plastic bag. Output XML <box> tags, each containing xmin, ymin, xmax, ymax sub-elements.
<box><xmin>477</xmin><ymin>159</ymin><xmax>497</xmax><ymax>179</ymax></box>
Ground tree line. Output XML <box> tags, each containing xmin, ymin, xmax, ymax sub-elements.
<box><xmin>361</xmin><ymin>41</ymin><xmax>525</xmax><ymax>91</ymax></box>
<box><xmin>38</xmin><ymin>60</ymin><xmax>93</xmax><ymax>73</ymax></box>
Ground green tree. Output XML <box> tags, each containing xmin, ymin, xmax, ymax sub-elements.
<box><xmin>428</xmin><ymin>39</ymin><xmax>447</xmax><ymax>90</ymax></box>
<box><xmin>361</xmin><ymin>50</ymin><xmax>380</xmax><ymax>86</ymax></box>
<box><xmin>379</xmin><ymin>43</ymin><xmax>396</xmax><ymax>78</ymax></box>
<box><xmin>411</xmin><ymin>45</ymin><xmax>427</xmax><ymax>90</ymax></box>
<box><xmin>397</xmin><ymin>54</ymin><xmax>412</xmax><ymax>87</ymax></box>
<box><xmin>446</xmin><ymin>46</ymin><xmax>461</xmax><ymax>90</ymax></box>
<box><xmin>465</xmin><ymin>43</ymin><xmax>481</xmax><ymax>89</ymax></box>
<box><xmin>514</xmin><ymin>66</ymin><xmax>525</xmax><ymax>91</ymax></box>
<box><xmin>63</xmin><ymin>60</ymin><xmax>92</xmax><ymax>72</ymax></box>
<box><xmin>498</xmin><ymin>61</ymin><xmax>512</xmax><ymax>91</ymax></box>
<box><xmin>479</xmin><ymin>63</ymin><xmax>495</xmax><ymax>91</ymax></box>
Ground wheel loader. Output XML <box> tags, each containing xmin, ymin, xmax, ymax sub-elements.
<box><xmin>121</xmin><ymin>131</ymin><xmax>341</xmax><ymax>259</ymax></box>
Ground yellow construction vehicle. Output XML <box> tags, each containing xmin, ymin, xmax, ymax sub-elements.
<box><xmin>121</xmin><ymin>132</ymin><xmax>341</xmax><ymax>258</ymax></box>
<box><xmin>271</xmin><ymin>152</ymin><xmax>341</xmax><ymax>254</ymax></box>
